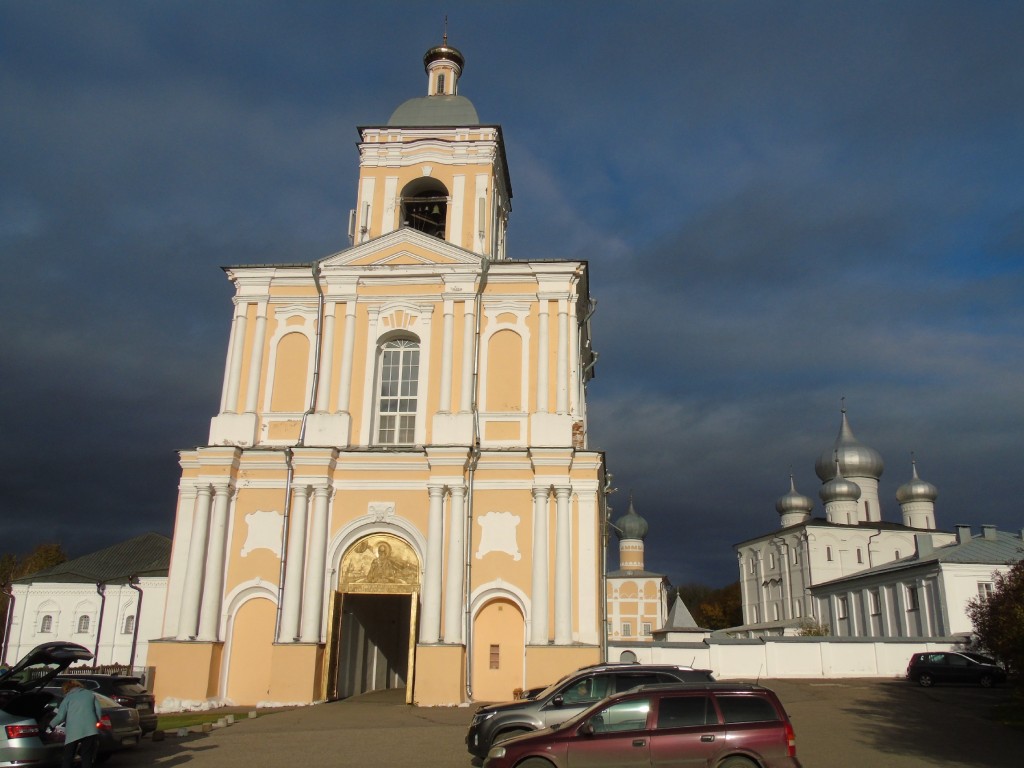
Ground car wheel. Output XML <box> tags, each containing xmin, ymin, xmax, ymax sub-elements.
<box><xmin>496</xmin><ymin>727</ymin><xmax>531</xmax><ymax>744</ymax></box>
<box><xmin>717</xmin><ymin>757</ymin><xmax>758</xmax><ymax>768</ymax></box>
<box><xmin>918</xmin><ymin>673</ymin><xmax>934</xmax><ymax>688</ymax></box>
<box><xmin>516</xmin><ymin>759</ymin><xmax>555</xmax><ymax>768</ymax></box>
<box><xmin>979</xmin><ymin>674</ymin><xmax>994</xmax><ymax>688</ymax></box>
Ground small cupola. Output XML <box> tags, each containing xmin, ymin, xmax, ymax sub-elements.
<box><xmin>423</xmin><ymin>34</ymin><xmax>464</xmax><ymax>96</ymax></box>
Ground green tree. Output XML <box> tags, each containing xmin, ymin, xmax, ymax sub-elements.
<box><xmin>673</xmin><ymin>581</ymin><xmax>742</xmax><ymax>630</ymax></box>
<box><xmin>1</xmin><ymin>543</ymin><xmax>68</xmax><ymax>653</ymax></box>
<box><xmin>966</xmin><ymin>558</ymin><xmax>1024</xmax><ymax>677</ymax></box>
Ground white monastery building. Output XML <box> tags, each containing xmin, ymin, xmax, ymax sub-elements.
<box><xmin>734</xmin><ymin>408</ymin><xmax>958</xmax><ymax>635</ymax></box>
<box><xmin>149</xmin><ymin>40</ymin><xmax>608</xmax><ymax>707</ymax></box>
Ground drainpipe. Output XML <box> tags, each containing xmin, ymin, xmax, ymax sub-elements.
<box><xmin>1</xmin><ymin>583</ymin><xmax>14</xmax><ymax>665</ymax></box>
<box><xmin>94</xmin><ymin>583</ymin><xmax>107</xmax><ymax>667</ymax></box>
<box><xmin>127</xmin><ymin>576</ymin><xmax>143</xmax><ymax>672</ymax></box>
<box><xmin>464</xmin><ymin>254</ymin><xmax>490</xmax><ymax>700</ymax></box>
<box><xmin>276</xmin><ymin>263</ymin><xmax>326</xmax><ymax>642</ymax></box>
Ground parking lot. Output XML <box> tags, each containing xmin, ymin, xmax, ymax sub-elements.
<box><xmin>104</xmin><ymin>679</ymin><xmax>1022</xmax><ymax>768</ymax></box>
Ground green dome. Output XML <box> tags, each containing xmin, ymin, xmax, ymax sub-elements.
<box><xmin>387</xmin><ymin>95</ymin><xmax>480</xmax><ymax>127</ymax></box>
<box><xmin>613</xmin><ymin>496</ymin><xmax>649</xmax><ymax>541</ymax></box>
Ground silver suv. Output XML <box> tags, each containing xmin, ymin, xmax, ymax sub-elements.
<box><xmin>466</xmin><ymin>663</ymin><xmax>715</xmax><ymax>759</ymax></box>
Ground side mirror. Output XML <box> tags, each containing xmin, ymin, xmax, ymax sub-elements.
<box><xmin>552</xmin><ymin>695</ymin><xmax>564</xmax><ymax>707</ymax></box>
<box><xmin>579</xmin><ymin>721</ymin><xmax>595</xmax><ymax>737</ymax></box>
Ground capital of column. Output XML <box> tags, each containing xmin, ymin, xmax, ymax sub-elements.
<box><xmin>554</xmin><ymin>485</ymin><xmax>572</xmax><ymax>500</ymax></box>
<box><xmin>532</xmin><ymin>485</ymin><xmax>552</xmax><ymax>500</ymax></box>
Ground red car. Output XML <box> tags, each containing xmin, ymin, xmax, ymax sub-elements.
<box><xmin>483</xmin><ymin>682</ymin><xmax>801</xmax><ymax>768</ymax></box>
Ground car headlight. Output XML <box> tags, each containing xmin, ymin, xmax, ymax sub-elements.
<box><xmin>473</xmin><ymin>711</ymin><xmax>496</xmax><ymax>724</ymax></box>
<box><xmin>487</xmin><ymin>746</ymin><xmax>507</xmax><ymax>759</ymax></box>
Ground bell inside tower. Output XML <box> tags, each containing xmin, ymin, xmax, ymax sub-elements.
<box><xmin>401</xmin><ymin>180</ymin><xmax>448</xmax><ymax>239</ymax></box>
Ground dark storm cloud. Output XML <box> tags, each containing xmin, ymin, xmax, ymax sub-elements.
<box><xmin>2</xmin><ymin>2</ymin><xmax>1022</xmax><ymax>586</ymax></box>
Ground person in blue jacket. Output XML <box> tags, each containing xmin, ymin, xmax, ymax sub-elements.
<box><xmin>51</xmin><ymin>679</ymin><xmax>103</xmax><ymax>768</ymax></box>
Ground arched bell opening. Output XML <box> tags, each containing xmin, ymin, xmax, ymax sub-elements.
<box><xmin>401</xmin><ymin>178</ymin><xmax>449</xmax><ymax>239</ymax></box>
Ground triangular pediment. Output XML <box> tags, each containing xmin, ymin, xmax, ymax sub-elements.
<box><xmin>319</xmin><ymin>228</ymin><xmax>484</xmax><ymax>269</ymax></box>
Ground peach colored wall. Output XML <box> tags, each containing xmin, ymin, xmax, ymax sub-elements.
<box><xmin>225</xmin><ymin>598</ymin><xmax>276</xmax><ymax>704</ymax></box>
<box><xmin>413</xmin><ymin>644</ymin><xmax>466</xmax><ymax>706</ymax></box>
<box><xmin>149</xmin><ymin>641</ymin><xmax>222</xmax><ymax>704</ymax></box>
<box><xmin>268</xmin><ymin>644</ymin><xmax>324</xmax><ymax>703</ymax></box>
<box><xmin>472</xmin><ymin>598</ymin><xmax>525</xmax><ymax>702</ymax></box>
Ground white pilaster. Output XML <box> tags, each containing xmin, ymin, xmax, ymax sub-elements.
<box><xmin>443</xmin><ymin>485</ymin><xmax>467</xmax><ymax>643</ymax></box>
<box><xmin>279</xmin><ymin>484</ymin><xmax>309</xmax><ymax>642</ymax></box>
<box><xmin>554</xmin><ymin>485</ymin><xmax>572</xmax><ymax>644</ymax></box>
<box><xmin>459</xmin><ymin>301</ymin><xmax>475</xmax><ymax>412</ymax></box>
<box><xmin>556</xmin><ymin>298</ymin><xmax>569</xmax><ymax>415</ymax></box>
<box><xmin>315</xmin><ymin>303</ymin><xmax>337</xmax><ymax>412</ymax></box>
<box><xmin>338</xmin><ymin>301</ymin><xmax>357</xmax><ymax>413</ymax></box>
<box><xmin>300</xmin><ymin>485</ymin><xmax>331</xmax><ymax>642</ymax></box>
<box><xmin>177</xmin><ymin>485</ymin><xmax>212</xmax><ymax>640</ymax></box>
<box><xmin>197</xmin><ymin>482</ymin><xmax>232</xmax><ymax>641</ymax></box>
<box><xmin>243</xmin><ymin>301</ymin><xmax>268</xmax><ymax>413</ymax></box>
<box><xmin>439</xmin><ymin>300</ymin><xmax>454</xmax><ymax>412</ymax></box>
<box><xmin>224</xmin><ymin>304</ymin><xmax>249</xmax><ymax>413</ymax></box>
<box><xmin>529</xmin><ymin>486</ymin><xmax>550</xmax><ymax>644</ymax></box>
<box><xmin>420</xmin><ymin>484</ymin><xmax>446</xmax><ymax>643</ymax></box>
<box><xmin>536</xmin><ymin>300</ymin><xmax>549</xmax><ymax>413</ymax></box>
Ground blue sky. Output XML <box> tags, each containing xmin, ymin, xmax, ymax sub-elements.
<box><xmin>2</xmin><ymin>1</ymin><xmax>1023</xmax><ymax>587</ymax></box>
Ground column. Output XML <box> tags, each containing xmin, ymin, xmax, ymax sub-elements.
<box><xmin>556</xmin><ymin>299</ymin><xmax>569</xmax><ymax>414</ymax></box>
<box><xmin>444</xmin><ymin>485</ymin><xmax>467</xmax><ymax>643</ymax></box>
<box><xmin>314</xmin><ymin>303</ymin><xmax>337</xmax><ymax>412</ymax></box>
<box><xmin>278</xmin><ymin>484</ymin><xmax>310</xmax><ymax>642</ymax></box>
<box><xmin>420</xmin><ymin>485</ymin><xmax>446</xmax><ymax>643</ymax></box>
<box><xmin>222</xmin><ymin>303</ymin><xmax>248</xmax><ymax>413</ymax></box>
<box><xmin>300</xmin><ymin>485</ymin><xmax>331</xmax><ymax>642</ymax></box>
<box><xmin>198</xmin><ymin>482</ymin><xmax>232</xmax><ymax>641</ymax></box>
<box><xmin>778</xmin><ymin>543</ymin><xmax>792</xmax><ymax>620</ymax></box>
<box><xmin>243</xmin><ymin>301</ymin><xmax>268</xmax><ymax>413</ymax></box>
<box><xmin>337</xmin><ymin>301</ymin><xmax>357</xmax><ymax>413</ymax></box>
<box><xmin>459</xmin><ymin>301</ymin><xmax>475</xmax><ymax>412</ymax></box>
<box><xmin>554</xmin><ymin>486</ymin><xmax>572</xmax><ymax>644</ymax></box>
<box><xmin>439</xmin><ymin>300</ymin><xmax>454</xmax><ymax>412</ymax></box>
<box><xmin>529</xmin><ymin>486</ymin><xmax>550</xmax><ymax>644</ymax></box>
<box><xmin>176</xmin><ymin>485</ymin><xmax>212</xmax><ymax>640</ymax></box>
<box><xmin>917</xmin><ymin>578</ymin><xmax>933</xmax><ymax>636</ymax></box>
<box><xmin>536</xmin><ymin>300</ymin><xmax>549</xmax><ymax>412</ymax></box>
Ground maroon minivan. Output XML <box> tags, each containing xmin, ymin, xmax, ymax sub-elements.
<box><xmin>483</xmin><ymin>682</ymin><xmax>801</xmax><ymax>768</ymax></box>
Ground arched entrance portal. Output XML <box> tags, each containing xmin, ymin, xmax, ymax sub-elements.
<box><xmin>326</xmin><ymin>534</ymin><xmax>420</xmax><ymax>702</ymax></box>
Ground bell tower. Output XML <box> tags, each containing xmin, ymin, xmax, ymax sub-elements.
<box><xmin>352</xmin><ymin>39</ymin><xmax>512</xmax><ymax>259</ymax></box>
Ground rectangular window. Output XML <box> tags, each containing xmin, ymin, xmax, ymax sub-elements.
<box><xmin>793</xmin><ymin>601</ymin><xmax>801</xmax><ymax>618</ymax></box>
<box><xmin>792</xmin><ymin>549</ymin><xmax>799</xmax><ymax>566</ymax></box>
<box><xmin>489</xmin><ymin>644</ymin><xmax>500</xmax><ymax>670</ymax></box>
<box><xmin>906</xmin><ymin>585</ymin><xmax>919</xmax><ymax>611</ymax></box>
<box><xmin>657</xmin><ymin>695</ymin><xmax>713</xmax><ymax>728</ymax></box>
<box><xmin>768</xmin><ymin>552</ymin><xmax>775</xmax><ymax>569</ymax></box>
<box><xmin>826</xmin><ymin>546</ymin><xmax>833</xmax><ymax>562</ymax></box>
<box><xmin>376</xmin><ymin>340</ymin><xmax>419</xmax><ymax>445</ymax></box>
<box><xmin>621</xmin><ymin>622</ymin><xmax>632</xmax><ymax>637</ymax></box>
<box><xmin>856</xmin><ymin>548</ymin><xmax>863</xmax><ymax>564</ymax></box>
<box><xmin>642</xmin><ymin>623</ymin><xmax>652</xmax><ymax>636</ymax></box>
<box><xmin>869</xmin><ymin>589</ymin><xmax>881</xmax><ymax>615</ymax></box>
<box><xmin>837</xmin><ymin>596</ymin><xmax>848</xmax><ymax>619</ymax></box>
<box><xmin>977</xmin><ymin>582</ymin><xmax>994</xmax><ymax>602</ymax></box>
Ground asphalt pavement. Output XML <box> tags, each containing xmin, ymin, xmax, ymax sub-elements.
<box><xmin>105</xmin><ymin>679</ymin><xmax>1023</xmax><ymax>768</ymax></box>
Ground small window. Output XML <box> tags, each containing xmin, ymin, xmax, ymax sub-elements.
<box><xmin>621</xmin><ymin>622</ymin><xmax>632</xmax><ymax>637</ymax></box>
<box><xmin>793</xmin><ymin>601</ymin><xmax>802</xmax><ymax>618</ymax></box>
<box><xmin>772</xmin><ymin>604</ymin><xmax>780</xmax><ymax>621</ymax></box>
<box><xmin>589</xmin><ymin>698</ymin><xmax>651</xmax><ymax>733</ymax></box>
<box><xmin>977</xmin><ymin>582</ymin><xmax>994</xmax><ymax>602</ymax></box>
<box><xmin>123</xmin><ymin>615</ymin><xmax>135</xmax><ymax>634</ymax></box>
<box><xmin>826</xmin><ymin>546</ymin><xmax>833</xmax><ymax>562</ymax></box>
<box><xmin>768</xmin><ymin>552</ymin><xmax>775</xmax><ymax>569</ymax></box>
<box><xmin>837</xmin><ymin>597</ymin><xmax>848</xmax><ymax>619</ymax></box>
<box><xmin>77</xmin><ymin>615</ymin><xmax>90</xmax><ymax>633</ymax></box>
<box><xmin>642</xmin><ymin>623</ymin><xmax>652</xmax><ymax>636</ymax></box>
<box><xmin>894</xmin><ymin>550</ymin><xmax>901</xmax><ymax>559</ymax></box>
<box><xmin>856</xmin><ymin>548</ymin><xmax>863</xmax><ymax>564</ymax></box>
<box><xmin>657</xmin><ymin>695</ymin><xmax>714</xmax><ymax>728</ymax></box>
<box><xmin>716</xmin><ymin>695</ymin><xmax>780</xmax><ymax>724</ymax></box>
<box><xmin>869</xmin><ymin>590</ymin><xmax>881</xmax><ymax>615</ymax></box>
<box><xmin>619</xmin><ymin>650</ymin><xmax>637</xmax><ymax>663</ymax></box>
<box><xmin>39</xmin><ymin>614</ymin><xmax>53</xmax><ymax>633</ymax></box>
<box><xmin>906</xmin><ymin>585</ymin><xmax>919</xmax><ymax>611</ymax></box>
<box><xmin>489</xmin><ymin>644</ymin><xmax>500</xmax><ymax>670</ymax></box>
<box><xmin>792</xmin><ymin>549</ymin><xmax>799</xmax><ymax>566</ymax></box>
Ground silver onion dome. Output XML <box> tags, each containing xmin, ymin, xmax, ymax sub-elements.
<box><xmin>613</xmin><ymin>495</ymin><xmax>649</xmax><ymax>540</ymax></box>
<box><xmin>776</xmin><ymin>476</ymin><xmax>814</xmax><ymax>516</ymax></box>
<box><xmin>815</xmin><ymin>409</ymin><xmax>884</xmax><ymax>481</ymax></box>
<box><xmin>820</xmin><ymin>459</ymin><xmax>862</xmax><ymax>503</ymax></box>
<box><xmin>896</xmin><ymin>459</ymin><xmax>938</xmax><ymax>503</ymax></box>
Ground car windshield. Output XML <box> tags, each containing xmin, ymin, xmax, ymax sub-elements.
<box><xmin>961</xmin><ymin>652</ymin><xmax>996</xmax><ymax>665</ymax></box>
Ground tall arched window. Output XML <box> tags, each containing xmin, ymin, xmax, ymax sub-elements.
<box><xmin>77</xmin><ymin>615</ymin><xmax>90</xmax><ymax>633</ymax></box>
<box><xmin>40</xmin><ymin>614</ymin><xmax>53</xmax><ymax>633</ymax></box>
<box><xmin>123</xmin><ymin>615</ymin><xmax>135</xmax><ymax>634</ymax></box>
<box><xmin>375</xmin><ymin>338</ymin><xmax>420</xmax><ymax>445</ymax></box>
